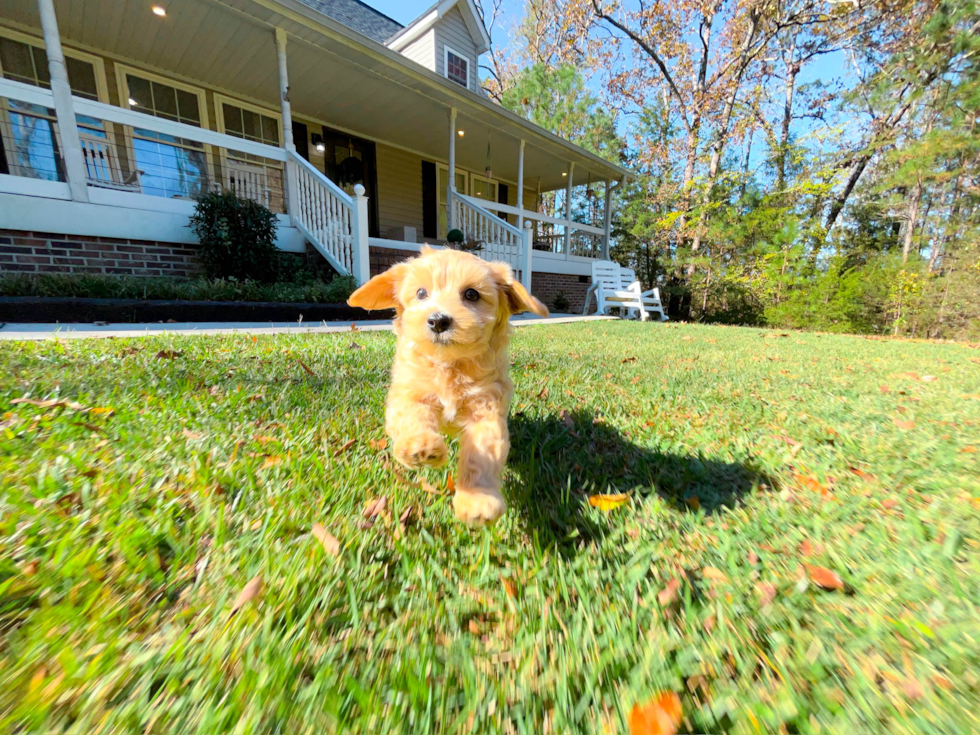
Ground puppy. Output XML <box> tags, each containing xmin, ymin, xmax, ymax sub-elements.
<box><xmin>348</xmin><ymin>246</ymin><xmax>548</xmax><ymax>526</ymax></box>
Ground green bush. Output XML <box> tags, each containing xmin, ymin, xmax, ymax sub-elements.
<box><xmin>0</xmin><ymin>273</ymin><xmax>358</xmax><ymax>304</ymax></box>
<box><xmin>189</xmin><ymin>191</ymin><xmax>279</xmax><ymax>282</ymax></box>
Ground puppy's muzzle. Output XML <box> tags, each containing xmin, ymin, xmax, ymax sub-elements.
<box><xmin>427</xmin><ymin>312</ymin><xmax>454</xmax><ymax>335</ymax></box>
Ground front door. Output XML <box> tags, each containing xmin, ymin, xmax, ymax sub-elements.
<box><xmin>322</xmin><ymin>127</ymin><xmax>379</xmax><ymax>237</ymax></box>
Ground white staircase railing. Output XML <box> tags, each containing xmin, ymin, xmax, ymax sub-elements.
<box><xmin>450</xmin><ymin>190</ymin><xmax>529</xmax><ymax>281</ymax></box>
<box><xmin>286</xmin><ymin>150</ymin><xmax>366</xmax><ymax>279</ymax></box>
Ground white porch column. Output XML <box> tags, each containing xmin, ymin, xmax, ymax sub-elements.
<box><xmin>274</xmin><ymin>28</ymin><xmax>295</xmax><ymax>152</ymax></box>
<box><xmin>516</xmin><ymin>139</ymin><xmax>526</xmax><ymax>231</ymax></box>
<box><xmin>351</xmin><ymin>184</ymin><xmax>371</xmax><ymax>285</ymax></box>
<box><xmin>602</xmin><ymin>179</ymin><xmax>614</xmax><ymax>260</ymax></box>
<box><xmin>37</xmin><ymin>0</ymin><xmax>88</xmax><ymax>202</ymax></box>
<box><xmin>563</xmin><ymin>162</ymin><xmax>575</xmax><ymax>258</ymax></box>
<box><xmin>522</xmin><ymin>221</ymin><xmax>533</xmax><ymax>292</ymax></box>
<box><xmin>447</xmin><ymin>107</ymin><xmax>457</xmax><ymax>231</ymax></box>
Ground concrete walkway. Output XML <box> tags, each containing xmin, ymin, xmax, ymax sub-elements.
<box><xmin>0</xmin><ymin>313</ymin><xmax>614</xmax><ymax>341</ymax></box>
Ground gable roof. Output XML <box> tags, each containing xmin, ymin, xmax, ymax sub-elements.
<box><xmin>295</xmin><ymin>0</ymin><xmax>403</xmax><ymax>43</ymax></box>
<box><xmin>387</xmin><ymin>0</ymin><xmax>491</xmax><ymax>54</ymax></box>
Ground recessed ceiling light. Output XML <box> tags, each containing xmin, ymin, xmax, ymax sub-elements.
<box><xmin>128</xmin><ymin>97</ymin><xmax>138</xmax><ymax>106</ymax></box>
<box><xmin>562</xmin><ymin>172</ymin><xmax>568</xmax><ymax>177</ymax></box>
<box><xmin>152</xmin><ymin>5</ymin><xmax>166</xmax><ymax>16</ymax></box>
<box><xmin>457</xmin><ymin>130</ymin><xmax>464</xmax><ymax>137</ymax></box>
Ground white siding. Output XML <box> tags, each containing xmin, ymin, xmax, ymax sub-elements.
<box><xmin>400</xmin><ymin>29</ymin><xmax>435</xmax><ymax>72</ymax></box>
<box><xmin>376</xmin><ymin>144</ymin><xmax>425</xmax><ymax>241</ymax></box>
<box><xmin>434</xmin><ymin>7</ymin><xmax>479</xmax><ymax>90</ymax></box>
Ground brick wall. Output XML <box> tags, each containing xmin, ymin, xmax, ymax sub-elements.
<box><xmin>0</xmin><ymin>230</ymin><xmax>201</xmax><ymax>277</ymax></box>
<box><xmin>370</xmin><ymin>245</ymin><xmax>415</xmax><ymax>277</ymax></box>
<box><xmin>531</xmin><ymin>272</ymin><xmax>591</xmax><ymax>314</ymax></box>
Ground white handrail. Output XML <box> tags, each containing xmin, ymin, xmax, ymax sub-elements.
<box><xmin>285</xmin><ymin>150</ymin><xmax>355</xmax><ymax>276</ymax></box>
<box><xmin>287</xmin><ymin>149</ymin><xmax>353</xmax><ymax>206</ymax></box>
<box><xmin>451</xmin><ymin>190</ymin><xmax>525</xmax><ymax>270</ymax></box>
<box><xmin>474</xmin><ymin>197</ymin><xmax>606</xmax><ymax>236</ymax></box>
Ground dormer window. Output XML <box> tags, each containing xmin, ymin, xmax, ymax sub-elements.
<box><xmin>445</xmin><ymin>47</ymin><xmax>469</xmax><ymax>89</ymax></box>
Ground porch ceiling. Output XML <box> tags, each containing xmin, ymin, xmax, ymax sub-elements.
<box><xmin>2</xmin><ymin>0</ymin><xmax>629</xmax><ymax>191</ymax></box>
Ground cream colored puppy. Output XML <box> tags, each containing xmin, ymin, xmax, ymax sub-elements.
<box><xmin>348</xmin><ymin>246</ymin><xmax>548</xmax><ymax>526</ymax></box>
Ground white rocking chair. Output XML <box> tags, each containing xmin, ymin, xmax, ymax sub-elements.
<box><xmin>583</xmin><ymin>260</ymin><xmax>668</xmax><ymax>322</ymax></box>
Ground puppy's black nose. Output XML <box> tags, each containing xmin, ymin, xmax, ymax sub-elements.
<box><xmin>427</xmin><ymin>312</ymin><xmax>453</xmax><ymax>333</ymax></box>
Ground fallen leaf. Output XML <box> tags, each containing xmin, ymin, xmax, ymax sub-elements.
<box><xmin>11</xmin><ymin>397</ymin><xmax>87</xmax><ymax>411</ymax></box>
<box><xmin>246</xmin><ymin>394</ymin><xmax>265</xmax><ymax>403</ymax></box>
<box><xmin>622</xmin><ymin>356</ymin><xmax>638</xmax><ymax>364</ymax></box>
<box><xmin>183</xmin><ymin>429</ymin><xmax>204</xmax><ymax>440</ymax></box>
<box><xmin>588</xmin><ymin>493</ymin><xmax>629</xmax><ymax>511</ymax></box>
<box><xmin>22</xmin><ymin>560</ymin><xmax>39</xmax><ymax>576</ymax></box>
<box><xmin>756</xmin><ymin>581</ymin><xmax>777</xmax><ymax>606</ymax></box>
<box><xmin>748</xmin><ymin>550</ymin><xmax>759</xmax><ymax>565</ymax></box>
<box><xmin>350</xmin><ymin>322</ymin><xmax>360</xmax><ymax>333</ymax></box>
<box><xmin>805</xmin><ymin>565</ymin><xmax>844</xmax><ymax>591</ymax></box>
<box><xmin>849</xmin><ymin>467</ymin><xmax>875</xmax><ymax>481</ymax></box>
<box><xmin>229</xmin><ymin>574</ymin><xmax>263</xmax><ymax>616</ymax></box>
<box><xmin>921</xmin><ymin>375</ymin><xmax>937</xmax><ymax>383</ymax></box>
<box><xmin>369</xmin><ymin>439</ymin><xmax>389</xmax><ymax>451</ymax></box>
<box><xmin>468</xmin><ymin>619</ymin><xmax>482</xmax><ymax>636</ymax></box>
<box><xmin>703</xmin><ymin>614</ymin><xmax>717</xmax><ymax>633</ymax></box>
<box><xmin>349</xmin><ymin>341</ymin><xmax>364</xmax><ymax>350</ymax></box>
<box><xmin>260</xmin><ymin>455</ymin><xmax>282</xmax><ymax>470</ymax></box>
<box><xmin>296</xmin><ymin>359</ymin><xmax>316</xmax><ymax>377</ymax></box>
<box><xmin>657</xmin><ymin>577</ymin><xmax>681</xmax><ymax>606</ymax></box>
<box><xmin>560</xmin><ymin>409</ymin><xmax>574</xmax><ymax>430</ymax></box>
<box><xmin>333</xmin><ymin>439</ymin><xmax>356</xmax><ymax>457</ymax></box>
<box><xmin>893</xmin><ymin>418</ymin><xmax>915</xmax><ymax>430</ymax></box>
<box><xmin>363</xmin><ymin>497</ymin><xmax>387</xmax><ymax>521</ymax></box>
<box><xmin>89</xmin><ymin>407</ymin><xmax>114</xmax><ymax>416</ymax></box>
<box><xmin>536</xmin><ymin>385</ymin><xmax>549</xmax><ymax>400</ymax></box>
<box><xmin>902</xmin><ymin>679</ymin><xmax>925</xmax><ymax>700</ymax></box>
<box><xmin>420</xmin><ymin>479</ymin><xmax>442</xmax><ymax>495</ymax></box>
<box><xmin>397</xmin><ymin>505</ymin><xmax>419</xmax><ymax>537</ymax></box>
<box><xmin>880</xmin><ymin>385</ymin><xmax>890</xmax><ymax>394</ymax></box>
<box><xmin>684</xmin><ymin>496</ymin><xmax>700</xmax><ymax>511</ymax></box>
<box><xmin>702</xmin><ymin>567</ymin><xmax>729</xmax><ymax>583</ymax></box>
<box><xmin>312</xmin><ymin>523</ymin><xmax>341</xmax><ymax>556</ymax></box>
<box><xmin>773</xmin><ymin>434</ymin><xmax>804</xmax><ymax>457</ymax></box>
<box><xmin>960</xmin><ymin>446</ymin><xmax>977</xmax><ymax>454</ymax></box>
<box><xmin>881</xmin><ymin>498</ymin><xmax>900</xmax><ymax>510</ymax></box>
<box><xmin>798</xmin><ymin>540</ymin><xmax>815</xmax><ymax>557</ymax></box>
<box><xmin>793</xmin><ymin>471</ymin><xmax>830</xmax><ymax>496</ymax></box>
<box><xmin>155</xmin><ymin>350</ymin><xmax>183</xmax><ymax>360</ymax></box>
<box><xmin>447</xmin><ymin>474</ymin><xmax>456</xmax><ymax>494</ymax></box>
<box><xmin>502</xmin><ymin>577</ymin><xmax>518</xmax><ymax>599</ymax></box>
<box><xmin>629</xmin><ymin>691</ymin><xmax>682</xmax><ymax>735</ymax></box>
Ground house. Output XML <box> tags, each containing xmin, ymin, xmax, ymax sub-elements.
<box><xmin>0</xmin><ymin>0</ymin><xmax>631</xmax><ymax>311</ymax></box>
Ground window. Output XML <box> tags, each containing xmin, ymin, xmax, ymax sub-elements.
<box><xmin>124</xmin><ymin>73</ymin><xmax>201</xmax><ymax>126</ymax></box>
<box><xmin>444</xmin><ymin>47</ymin><xmax>469</xmax><ymax>89</ymax></box>
<box><xmin>221</xmin><ymin>102</ymin><xmax>280</xmax><ymax>146</ymax></box>
<box><xmin>214</xmin><ymin>96</ymin><xmax>285</xmax><ymax>211</ymax></box>
<box><xmin>0</xmin><ymin>37</ymin><xmax>100</xmax><ymax>99</ymax></box>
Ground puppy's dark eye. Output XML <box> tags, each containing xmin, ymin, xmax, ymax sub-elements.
<box><xmin>463</xmin><ymin>288</ymin><xmax>480</xmax><ymax>302</ymax></box>
<box><xmin>416</xmin><ymin>288</ymin><xmax>428</xmax><ymax>300</ymax></box>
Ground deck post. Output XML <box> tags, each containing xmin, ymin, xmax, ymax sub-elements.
<box><xmin>516</xmin><ymin>139</ymin><xmax>526</xmax><ymax>232</ymax></box>
<box><xmin>447</xmin><ymin>107</ymin><xmax>457</xmax><ymax>231</ymax></box>
<box><xmin>602</xmin><ymin>179</ymin><xmax>614</xmax><ymax>260</ymax></box>
<box><xmin>37</xmin><ymin>0</ymin><xmax>88</xmax><ymax>202</ymax></box>
<box><xmin>563</xmin><ymin>162</ymin><xmax>575</xmax><ymax>259</ymax></box>
<box><xmin>275</xmin><ymin>28</ymin><xmax>295</xmax><ymax>152</ymax></box>
<box><xmin>522</xmin><ymin>221</ymin><xmax>533</xmax><ymax>292</ymax></box>
<box><xmin>351</xmin><ymin>184</ymin><xmax>371</xmax><ymax>285</ymax></box>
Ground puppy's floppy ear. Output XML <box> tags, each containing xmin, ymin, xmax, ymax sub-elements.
<box><xmin>348</xmin><ymin>262</ymin><xmax>408</xmax><ymax>311</ymax></box>
<box><xmin>489</xmin><ymin>262</ymin><xmax>549</xmax><ymax>317</ymax></box>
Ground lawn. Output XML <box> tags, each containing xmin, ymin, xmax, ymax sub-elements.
<box><xmin>1</xmin><ymin>322</ymin><xmax>978</xmax><ymax>734</ymax></box>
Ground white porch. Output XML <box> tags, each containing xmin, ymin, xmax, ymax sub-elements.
<box><xmin>0</xmin><ymin>0</ymin><xmax>628</xmax><ymax>286</ymax></box>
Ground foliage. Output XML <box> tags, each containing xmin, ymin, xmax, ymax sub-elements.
<box><xmin>1</xmin><ymin>323</ymin><xmax>979</xmax><ymax>733</ymax></box>
<box><xmin>189</xmin><ymin>190</ymin><xmax>280</xmax><ymax>282</ymax></box>
<box><xmin>446</xmin><ymin>228</ymin><xmax>465</xmax><ymax>244</ymax></box>
<box><xmin>552</xmin><ymin>290</ymin><xmax>571</xmax><ymax>312</ymax></box>
<box><xmin>0</xmin><ymin>273</ymin><xmax>358</xmax><ymax>304</ymax></box>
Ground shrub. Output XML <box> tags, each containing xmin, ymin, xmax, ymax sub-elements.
<box><xmin>552</xmin><ymin>290</ymin><xmax>571</xmax><ymax>312</ymax></box>
<box><xmin>189</xmin><ymin>191</ymin><xmax>279</xmax><ymax>282</ymax></box>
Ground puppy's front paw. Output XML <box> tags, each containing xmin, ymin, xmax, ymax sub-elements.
<box><xmin>453</xmin><ymin>487</ymin><xmax>507</xmax><ymax>527</ymax></box>
<box><xmin>394</xmin><ymin>432</ymin><xmax>449</xmax><ymax>469</ymax></box>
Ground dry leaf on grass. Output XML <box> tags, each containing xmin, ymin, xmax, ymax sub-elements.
<box><xmin>502</xmin><ymin>577</ymin><xmax>518</xmax><ymax>599</ymax></box>
<box><xmin>805</xmin><ymin>564</ymin><xmax>844</xmax><ymax>590</ymax></box>
<box><xmin>756</xmin><ymin>581</ymin><xmax>777</xmax><ymax>606</ymax></box>
<box><xmin>536</xmin><ymin>385</ymin><xmax>549</xmax><ymax>400</ymax></box>
<box><xmin>12</xmin><ymin>397</ymin><xmax>88</xmax><ymax>411</ymax></box>
<box><xmin>960</xmin><ymin>446</ymin><xmax>977</xmax><ymax>454</ymax></box>
<box><xmin>560</xmin><ymin>410</ymin><xmax>575</xmax><ymax>430</ymax></box>
<box><xmin>849</xmin><ymin>467</ymin><xmax>875</xmax><ymax>481</ymax></box>
<box><xmin>702</xmin><ymin>567</ymin><xmax>729</xmax><ymax>583</ymax></box>
<box><xmin>684</xmin><ymin>496</ymin><xmax>700</xmax><ymax>511</ymax></box>
<box><xmin>312</xmin><ymin>523</ymin><xmax>341</xmax><ymax>556</ymax></box>
<box><xmin>333</xmin><ymin>439</ymin><xmax>356</xmax><ymax>457</ymax></box>
<box><xmin>622</xmin><ymin>356</ymin><xmax>638</xmax><ymax>364</ymax></box>
<box><xmin>893</xmin><ymin>418</ymin><xmax>915</xmax><ymax>430</ymax></box>
<box><xmin>798</xmin><ymin>539</ymin><xmax>815</xmax><ymax>557</ymax></box>
<box><xmin>183</xmin><ymin>429</ymin><xmax>204</xmax><ymax>440</ymax></box>
<box><xmin>395</xmin><ymin>505</ymin><xmax>419</xmax><ymax>539</ymax></box>
<box><xmin>155</xmin><ymin>350</ymin><xmax>183</xmax><ymax>360</ymax></box>
<box><xmin>363</xmin><ymin>497</ymin><xmax>387</xmax><ymax>521</ymax></box>
<box><xmin>921</xmin><ymin>375</ymin><xmax>938</xmax><ymax>383</ymax></box>
<box><xmin>793</xmin><ymin>470</ymin><xmax>831</xmax><ymax>496</ymax></box>
<box><xmin>420</xmin><ymin>479</ymin><xmax>443</xmax><ymax>495</ymax></box>
<box><xmin>447</xmin><ymin>474</ymin><xmax>456</xmax><ymax>494</ymax></box>
<box><xmin>881</xmin><ymin>498</ymin><xmax>900</xmax><ymax>510</ymax></box>
<box><xmin>229</xmin><ymin>574</ymin><xmax>263</xmax><ymax>616</ymax></box>
<box><xmin>629</xmin><ymin>691</ymin><xmax>682</xmax><ymax>735</ymax></box>
<box><xmin>296</xmin><ymin>359</ymin><xmax>316</xmax><ymax>377</ymax></box>
<box><xmin>260</xmin><ymin>455</ymin><xmax>282</xmax><ymax>470</ymax></box>
<box><xmin>588</xmin><ymin>493</ymin><xmax>629</xmax><ymax>511</ymax></box>
<box><xmin>657</xmin><ymin>577</ymin><xmax>681</xmax><ymax>606</ymax></box>
<box><xmin>369</xmin><ymin>439</ymin><xmax>388</xmax><ymax>451</ymax></box>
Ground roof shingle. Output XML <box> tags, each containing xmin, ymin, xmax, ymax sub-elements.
<box><xmin>295</xmin><ymin>0</ymin><xmax>403</xmax><ymax>43</ymax></box>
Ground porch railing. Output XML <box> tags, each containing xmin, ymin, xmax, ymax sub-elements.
<box><xmin>450</xmin><ymin>190</ymin><xmax>530</xmax><ymax>282</ymax></box>
<box><xmin>472</xmin><ymin>199</ymin><xmax>607</xmax><ymax>260</ymax></box>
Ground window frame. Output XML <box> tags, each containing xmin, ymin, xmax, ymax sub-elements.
<box><xmin>443</xmin><ymin>45</ymin><xmax>471</xmax><ymax>90</ymax></box>
<box><xmin>213</xmin><ymin>93</ymin><xmax>282</xmax><ymax>148</ymax></box>
<box><xmin>0</xmin><ymin>27</ymin><xmax>110</xmax><ymax>102</ymax></box>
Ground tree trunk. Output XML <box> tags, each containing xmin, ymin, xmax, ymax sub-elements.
<box><xmin>901</xmin><ymin>176</ymin><xmax>922</xmax><ymax>263</ymax></box>
<box><xmin>776</xmin><ymin>62</ymin><xmax>799</xmax><ymax>192</ymax></box>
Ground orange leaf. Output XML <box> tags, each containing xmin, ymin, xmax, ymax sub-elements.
<box><xmin>446</xmin><ymin>474</ymin><xmax>456</xmax><ymax>494</ymax></box>
<box><xmin>629</xmin><ymin>691</ymin><xmax>682</xmax><ymax>735</ymax></box>
<box><xmin>793</xmin><ymin>471</ymin><xmax>830</xmax><ymax>496</ymax></box>
<box><xmin>622</xmin><ymin>356</ymin><xmax>638</xmax><ymax>364</ymax></box>
<box><xmin>684</xmin><ymin>496</ymin><xmax>700</xmax><ymax>511</ymax></box>
<box><xmin>756</xmin><ymin>581</ymin><xmax>777</xmax><ymax>606</ymax></box>
<box><xmin>536</xmin><ymin>385</ymin><xmax>549</xmax><ymax>400</ymax></box>
<box><xmin>182</xmin><ymin>429</ymin><xmax>204</xmax><ymax>440</ymax></box>
<box><xmin>805</xmin><ymin>565</ymin><xmax>844</xmax><ymax>590</ymax></box>
<box><xmin>260</xmin><ymin>455</ymin><xmax>282</xmax><ymax>470</ymax></box>
<box><xmin>502</xmin><ymin>577</ymin><xmax>518</xmax><ymax>599</ymax></box>
<box><xmin>881</xmin><ymin>498</ymin><xmax>900</xmax><ymax>510</ymax></box>
<box><xmin>588</xmin><ymin>493</ymin><xmax>629</xmax><ymax>511</ymax></box>
<box><xmin>312</xmin><ymin>523</ymin><xmax>341</xmax><ymax>556</ymax></box>
<box><xmin>296</xmin><ymin>359</ymin><xmax>316</xmax><ymax>377</ymax></box>
<box><xmin>229</xmin><ymin>574</ymin><xmax>263</xmax><ymax>616</ymax></box>
<box><xmin>657</xmin><ymin>577</ymin><xmax>681</xmax><ymax>606</ymax></box>
<box><xmin>849</xmin><ymin>467</ymin><xmax>875</xmax><ymax>481</ymax></box>
<box><xmin>369</xmin><ymin>439</ymin><xmax>388</xmax><ymax>451</ymax></box>
<box><xmin>155</xmin><ymin>350</ymin><xmax>183</xmax><ymax>360</ymax></box>
<box><xmin>960</xmin><ymin>446</ymin><xmax>977</xmax><ymax>454</ymax></box>
<box><xmin>363</xmin><ymin>497</ymin><xmax>387</xmax><ymax>521</ymax></box>
<box><xmin>893</xmin><ymin>418</ymin><xmax>915</xmax><ymax>430</ymax></box>
<box><xmin>333</xmin><ymin>439</ymin><xmax>356</xmax><ymax>457</ymax></box>
<box><xmin>798</xmin><ymin>540</ymin><xmax>814</xmax><ymax>557</ymax></box>
<box><xmin>702</xmin><ymin>566</ymin><xmax>728</xmax><ymax>583</ymax></box>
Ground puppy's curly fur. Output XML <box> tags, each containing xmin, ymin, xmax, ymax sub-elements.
<box><xmin>348</xmin><ymin>247</ymin><xmax>548</xmax><ymax>526</ymax></box>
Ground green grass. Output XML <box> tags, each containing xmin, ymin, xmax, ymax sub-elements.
<box><xmin>1</xmin><ymin>322</ymin><xmax>978</xmax><ymax>734</ymax></box>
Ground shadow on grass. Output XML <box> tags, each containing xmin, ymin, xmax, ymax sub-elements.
<box><xmin>506</xmin><ymin>410</ymin><xmax>773</xmax><ymax>555</ymax></box>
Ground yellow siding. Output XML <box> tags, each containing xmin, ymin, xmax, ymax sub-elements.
<box><xmin>376</xmin><ymin>144</ymin><xmax>424</xmax><ymax>241</ymax></box>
